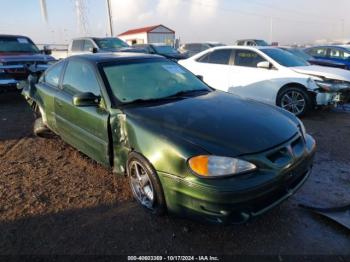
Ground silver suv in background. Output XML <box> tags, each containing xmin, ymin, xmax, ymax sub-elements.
<box><xmin>178</xmin><ymin>42</ymin><xmax>225</xmax><ymax>57</ymax></box>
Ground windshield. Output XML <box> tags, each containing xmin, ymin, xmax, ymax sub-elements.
<box><xmin>152</xmin><ymin>45</ymin><xmax>178</xmax><ymax>54</ymax></box>
<box><xmin>0</xmin><ymin>36</ymin><xmax>40</xmax><ymax>53</ymax></box>
<box><xmin>255</xmin><ymin>40</ymin><xmax>269</xmax><ymax>46</ymax></box>
<box><xmin>285</xmin><ymin>48</ymin><xmax>313</xmax><ymax>61</ymax></box>
<box><xmin>94</xmin><ymin>37</ymin><xmax>129</xmax><ymax>50</ymax></box>
<box><xmin>261</xmin><ymin>48</ymin><xmax>310</xmax><ymax>67</ymax></box>
<box><xmin>102</xmin><ymin>60</ymin><xmax>210</xmax><ymax>103</ymax></box>
<box><xmin>208</xmin><ymin>43</ymin><xmax>225</xmax><ymax>47</ymax></box>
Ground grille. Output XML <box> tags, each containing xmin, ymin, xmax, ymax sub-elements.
<box><xmin>266</xmin><ymin>134</ymin><xmax>305</xmax><ymax>167</ymax></box>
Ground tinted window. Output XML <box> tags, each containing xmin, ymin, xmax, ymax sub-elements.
<box><xmin>261</xmin><ymin>48</ymin><xmax>309</xmax><ymax>67</ymax></box>
<box><xmin>153</xmin><ymin>45</ymin><xmax>178</xmax><ymax>55</ymax></box>
<box><xmin>234</xmin><ymin>50</ymin><xmax>265</xmax><ymax>67</ymax></box>
<box><xmin>308</xmin><ymin>47</ymin><xmax>328</xmax><ymax>57</ymax></box>
<box><xmin>197</xmin><ymin>49</ymin><xmax>232</xmax><ymax>65</ymax></box>
<box><xmin>93</xmin><ymin>37</ymin><xmax>129</xmax><ymax>51</ymax></box>
<box><xmin>72</xmin><ymin>40</ymin><xmax>83</xmax><ymax>51</ymax></box>
<box><xmin>62</xmin><ymin>60</ymin><xmax>100</xmax><ymax>96</ymax></box>
<box><xmin>44</xmin><ymin>61</ymin><xmax>64</xmax><ymax>87</ymax></box>
<box><xmin>329</xmin><ymin>48</ymin><xmax>350</xmax><ymax>60</ymax></box>
<box><xmin>83</xmin><ymin>40</ymin><xmax>94</xmax><ymax>51</ymax></box>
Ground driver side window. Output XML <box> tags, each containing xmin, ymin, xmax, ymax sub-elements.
<box><xmin>41</xmin><ymin>61</ymin><xmax>64</xmax><ymax>87</ymax></box>
<box><xmin>62</xmin><ymin>60</ymin><xmax>101</xmax><ymax>96</ymax></box>
<box><xmin>234</xmin><ymin>50</ymin><xmax>266</xmax><ymax>68</ymax></box>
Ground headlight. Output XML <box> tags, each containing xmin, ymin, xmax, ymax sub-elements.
<box><xmin>315</xmin><ymin>80</ymin><xmax>350</xmax><ymax>92</ymax></box>
<box><xmin>188</xmin><ymin>155</ymin><xmax>256</xmax><ymax>178</ymax></box>
<box><xmin>297</xmin><ymin>118</ymin><xmax>306</xmax><ymax>137</ymax></box>
<box><xmin>314</xmin><ymin>80</ymin><xmax>333</xmax><ymax>92</ymax></box>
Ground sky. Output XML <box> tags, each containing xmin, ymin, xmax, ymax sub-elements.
<box><xmin>0</xmin><ymin>0</ymin><xmax>349</xmax><ymax>46</ymax></box>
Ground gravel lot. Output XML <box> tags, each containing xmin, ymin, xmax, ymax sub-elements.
<box><xmin>0</xmin><ymin>91</ymin><xmax>349</xmax><ymax>256</ymax></box>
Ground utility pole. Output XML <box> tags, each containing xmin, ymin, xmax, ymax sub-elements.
<box><xmin>269</xmin><ymin>17</ymin><xmax>273</xmax><ymax>43</ymax></box>
<box><xmin>107</xmin><ymin>0</ymin><xmax>114</xmax><ymax>37</ymax></box>
<box><xmin>39</xmin><ymin>0</ymin><xmax>48</xmax><ymax>24</ymax></box>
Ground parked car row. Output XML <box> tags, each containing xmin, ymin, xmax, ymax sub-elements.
<box><xmin>2</xmin><ymin>33</ymin><xmax>348</xmax><ymax>224</ymax></box>
<box><xmin>179</xmin><ymin>46</ymin><xmax>350</xmax><ymax>116</ymax></box>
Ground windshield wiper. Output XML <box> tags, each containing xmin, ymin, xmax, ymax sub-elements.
<box><xmin>165</xmin><ymin>89</ymin><xmax>210</xmax><ymax>98</ymax></box>
<box><xmin>122</xmin><ymin>89</ymin><xmax>210</xmax><ymax>105</ymax></box>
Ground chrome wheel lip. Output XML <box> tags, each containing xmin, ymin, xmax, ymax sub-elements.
<box><xmin>129</xmin><ymin>160</ymin><xmax>154</xmax><ymax>209</ymax></box>
<box><xmin>281</xmin><ymin>90</ymin><xmax>306</xmax><ymax>115</ymax></box>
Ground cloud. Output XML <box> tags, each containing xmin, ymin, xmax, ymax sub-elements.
<box><xmin>110</xmin><ymin>0</ymin><xmax>154</xmax><ymax>23</ymax></box>
<box><xmin>188</xmin><ymin>0</ymin><xmax>219</xmax><ymax>23</ymax></box>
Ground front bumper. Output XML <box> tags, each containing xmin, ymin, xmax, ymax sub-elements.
<box><xmin>158</xmin><ymin>134</ymin><xmax>316</xmax><ymax>224</ymax></box>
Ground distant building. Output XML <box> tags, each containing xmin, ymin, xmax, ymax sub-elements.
<box><xmin>118</xmin><ymin>24</ymin><xmax>175</xmax><ymax>46</ymax></box>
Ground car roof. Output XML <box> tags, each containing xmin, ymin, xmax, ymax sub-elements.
<box><xmin>72</xmin><ymin>37</ymin><xmax>121</xmax><ymax>40</ymax></box>
<box><xmin>209</xmin><ymin>45</ymin><xmax>274</xmax><ymax>51</ymax></box>
<box><xmin>67</xmin><ymin>52</ymin><xmax>164</xmax><ymax>63</ymax></box>
<box><xmin>306</xmin><ymin>45</ymin><xmax>349</xmax><ymax>49</ymax></box>
<box><xmin>0</xmin><ymin>34</ymin><xmax>32</xmax><ymax>39</ymax></box>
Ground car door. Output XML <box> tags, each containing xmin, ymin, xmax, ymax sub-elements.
<box><xmin>191</xmin><ymin>49</ymin><xmax>233</xmax><ymax>90</ymax></box>
<box><xmin>227</xmin><ymin>49</ymin><xmax>282</xmax><ymax>105</ymax></box>
<box><xmin>54</xmin><ymin>59</ymin><xmax>110</xmax><ymax>166</ymax></box>
<box><xmin>35</xmin><ymin>60</ymin><xmax>65</xmax><ymax>133</ymax></box>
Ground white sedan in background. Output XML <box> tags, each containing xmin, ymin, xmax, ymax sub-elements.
<box><xmin>179</xmin><ymin>46</ymin><xmax>350</xmax><ymax>116</ymax></box>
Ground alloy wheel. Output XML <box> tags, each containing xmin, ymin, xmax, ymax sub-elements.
<box><xmin>129</xmin><ymin>161</ymin><xmax>155</xmax><ymax>209</ymax></box>
<box><xmin>280</xmin><ymin>90</ymin><xmax>306</xmax><ymax>115</ymax></box>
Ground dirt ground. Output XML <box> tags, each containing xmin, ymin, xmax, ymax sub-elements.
<box><xmin>0</xmin><ymin>91</ymin><xmax>349</xmax><ymax>256</ymax></box>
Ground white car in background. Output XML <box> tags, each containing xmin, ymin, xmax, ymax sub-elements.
<box><xmin>179</xmin><ymin>46</ymin><xmax>350</xmax><ymax>116</ymax></box>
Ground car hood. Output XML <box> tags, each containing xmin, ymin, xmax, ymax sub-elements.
<box><xmin>123</xmin><ymin>92</ymin><xmax>299</xmax><ymax>156</ymax></box>
<box><xmin>0</xmin><ymin>53</ymin><xmax>55</xmax><ymax>63</ymax></box>
<box><xmin>291</xmin><ymin>65</ymin><xmax>350</xmax><ymax>81</ymax></box>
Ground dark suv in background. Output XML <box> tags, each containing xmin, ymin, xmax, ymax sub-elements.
<box><xmin>133</xmin><ymin>43</ymin><xmax>187</xmax><ymax>61</ymax></box>
<box><xmin>178</xmin><ymin>42</ymin><xmax>225</xmax><ymax>57</ymax></box>
<box><xmin>0</xmin><ymin>34</ymin><xmax>55</xmax><ymax>89</ymax></box>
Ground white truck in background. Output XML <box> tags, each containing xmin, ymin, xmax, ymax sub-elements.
<box><xmin>51</xmin><ymin>37</ymin><xmax>144</xmax><ymax>60</ymax></box>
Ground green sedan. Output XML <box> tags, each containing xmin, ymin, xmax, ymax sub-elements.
<box><xmin>22</xmin><ymin>53</ymin><xmax>316</xmax><ymax>224</ymax></box>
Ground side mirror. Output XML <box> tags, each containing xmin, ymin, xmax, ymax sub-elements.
<box><xmin>42</xmin><ymin>45</ymin><xmax>52</xmax><ymax>55</ymax></box>
<box><xmin>73</xmin><ymin>92</ymin><xmax>100</xmax><ymax>107</ymax></box>
<box><xmin>257</xmin><ymin>61</ymin><xmax>272</xmax><ymax>69</ymax></box>
<box><xmin>196</xmin><ymin>75</ymin><xmax>204</xmax><ymax>81</ymax></box>
<box><xmin>89</xmin><ymin>47</ymin><xmax>98</xmax><ymax>53</ymax></box>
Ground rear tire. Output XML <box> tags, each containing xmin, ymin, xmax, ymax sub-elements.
<box><xmin>33</xmin><ymin>117</ymin><xmax>50</xmax><ymax>137</ymax></box>
<box><xmin>277</xmin><ymin>86</ymin><xmax>312</xmax><ymax>117</ymax></box>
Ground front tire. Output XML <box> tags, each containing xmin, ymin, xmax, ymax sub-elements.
<box><xmin>277</xmin><ymin>87</ymin><xmax>312</xmax><ymax>117</ymax></box>
<box><xmin>127</xmin><ymin>152</ymin><xmax>166</xmax><ymax>215</ymax></box>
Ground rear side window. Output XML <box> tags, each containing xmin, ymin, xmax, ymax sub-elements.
<box><xmin>71</xmin><ymin>40</ymin><xmax>84</xmax><ymax>51</ymax></box>
<box><xmin>197</xmin><ymin>49</ymin><xmax>232</xmax><ymax>65</ymax></box>
<box><xmin>234</xmin><ymin>50</ymin><xmax>265</xmax><ymax>67</ymax></box>
<box><xmin>307</xmin><ymin>47</ymin><xmax>328</xmax><ymax>57</ymax></box>
<box><xmin>329</xmin><ymin>48</ymin><xmax>350</xmax><ymax>60</ymax></box>
<box><xmin>44</xmin><ymin>61</ymin><xmax>64</xmax><ymax>87</ymax></box>
<box><xmin>62</xmin><ymin>60</ymin><xmax>100</xmax><ymax>96</ymax></box>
